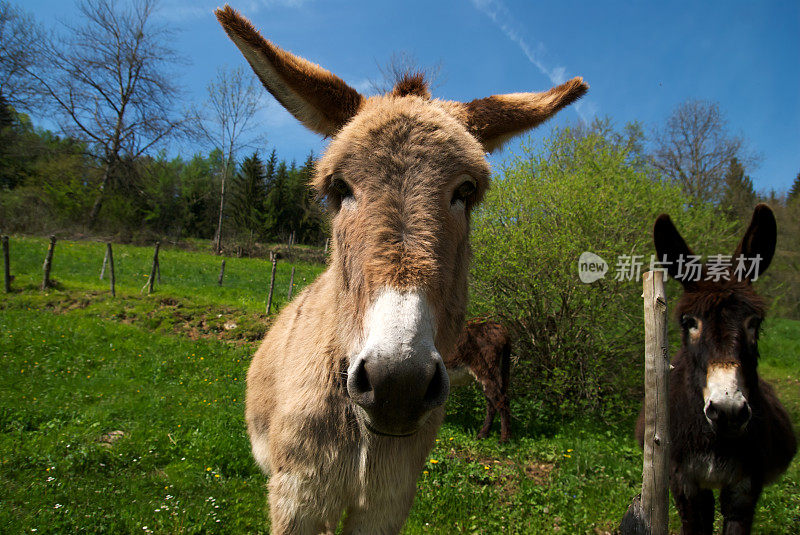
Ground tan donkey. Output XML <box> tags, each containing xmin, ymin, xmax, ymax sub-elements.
<box><xmin>215</xmin><ymin>5</ymin><xmax>587</xmax><ymax>533</ymax></box>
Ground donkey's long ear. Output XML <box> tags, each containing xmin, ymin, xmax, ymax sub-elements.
<box><xmin>215</xmin><ymin>5</ymin><xmax>364</xmax><ymax>136</ymax></box>
<box><xmin>463</xmin><ymin>77</ymin><xmax>588</xmax><ymax>153</ymax></box>
<box><xmin>654</xmin><ymin>214</ymin><xmax>696</xmax><ymax>287</ymax></box>
<box><xmin>732</xmin><ymin>203</ymin><xmax>777</xmax><ymax>282</ymax></box>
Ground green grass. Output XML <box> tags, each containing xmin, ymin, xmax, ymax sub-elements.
<box><xmin>1</xmin><ymin>237</ymin><xmax>798</xmax><ymax>533</ymax></box>
<box><xmin>3</xmin><ymin>235</ymin><xmax>325</xmax><ymax>312</ymax></box>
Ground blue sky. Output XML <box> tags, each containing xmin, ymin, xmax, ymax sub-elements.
<box><xmin>23</xmin><ymin>0</ymin><xmax>800</xmax><ymax>192</ymax></box>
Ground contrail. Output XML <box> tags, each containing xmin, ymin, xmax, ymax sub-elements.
<box><xmin>470</xmin><ymin>0</ymin><xmax>594</xmax><ymax>123</ymax></box>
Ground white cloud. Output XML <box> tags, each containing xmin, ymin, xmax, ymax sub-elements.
<box><xmin>470</xmin><ymin>0</ymin><xmax>594</xmax><ymax>123</ymax></box>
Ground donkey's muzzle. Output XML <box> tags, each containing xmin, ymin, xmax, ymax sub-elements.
<box><xmin>347</xmin><ymin>349</ymin><xmax>450</xmax><ymax>436</ymax></box>
<box><xmin>704</xmin><ymin>399</ymin><xmax>751</xmax><ymax>435</ymax></box>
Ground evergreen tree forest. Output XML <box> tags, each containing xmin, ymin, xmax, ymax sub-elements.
<box><xmin>0</xmin><ymin>97</ymin><xmax>327</xmax><ymax>250</ymax></box>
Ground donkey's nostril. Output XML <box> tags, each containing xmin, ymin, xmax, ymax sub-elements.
<box><xmin>422</xmin><ymin>359</ymin><xmax>450</xmax><ymax>410</ymax></box>
<box><xmin>735</xmin><ymin>403</ymin><xmax>752</xmax><ymax>426</ymax></box>
<box><xmin>705</xmin><ymin>401</ymin><xmax>719</xmax><ymax>423</ymax></box>
<box><xmin>354</xmin><ymin>359</ymin><xmax>372</xmax><ymax>394</ymax></box>
<box><xmin>347</xmin><ymin>358</ymin><xmax>375</xmax><ymax>408</ymax></box>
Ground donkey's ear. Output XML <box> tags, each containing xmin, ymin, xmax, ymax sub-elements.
<box><xmin>653</xmin><ymin>214</ymin><xmax>695</xmax><ymax>286</ymax></box>
<box><xmin>733</xmin><ymin>203</ymin><xmax>777</xmax><ymax>282</ymax></box>
<box><xmin>215</xmin><ymin>5</ymin><xmax>364</xmax><ymax>136</ymax></box>
<box><xmin>463</xmin><ymin>77</ymin><xmax>588</xmax><ymax>153</ymax></box>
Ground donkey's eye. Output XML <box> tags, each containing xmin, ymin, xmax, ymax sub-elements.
<box><xmin>451</xmin><ymin>180</ymin><xmax>476</xmax><ymax>207</ymax></box>
<box><xmin>680</xmin><ymin>315</ymin><xmax>699</xmax><ymax>331</ymax></box>
<box><xmin>745</xmin><ymin>316</ymin><xmax>762</xmax><ymax>341</ymax></box>
<box><xmin>329</xmin><ymin>176</ymin><xmax>354</xmax><ymax>206</ymax></box>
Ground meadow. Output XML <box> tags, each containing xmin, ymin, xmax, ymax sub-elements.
<box><xmin>1</xmin><ymin>237</ymin><xmax>798</xmax><ymax>534</ymax></box>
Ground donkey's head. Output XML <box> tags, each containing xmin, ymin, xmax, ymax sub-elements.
<box><xmin>216</xmin><ymin>5</ymin><xmax>587</xmax><ymax>436</ymax></box>
<box><xmin>654</xmin><ymin>204</ymin><xmax>777</xmax><ymax>436</ymax></box>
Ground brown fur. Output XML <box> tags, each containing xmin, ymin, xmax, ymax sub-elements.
<box><xmin>445</xmin><ymin>320</ymin><xmax>512</xmax><ymax>443</ymax></box>
<box><xmin>635</xmin><ymin>205</ymin><xmax>796</xmax><ymax>535</ymax></box>
<box><xmin>215</xmin><ymin>5</ymin><xmax>586</xmax><ymax>533</ymax></box>
<box><xmin>391</xmin><ymin>73</ymin><xmax>431</xmax><ymax>99</ymax></box>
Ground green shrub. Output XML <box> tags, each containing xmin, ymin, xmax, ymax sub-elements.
<box><xmin>469</xmin><ymin>125</ymin><xmax>736</xmax><ymax>421</ymax></box>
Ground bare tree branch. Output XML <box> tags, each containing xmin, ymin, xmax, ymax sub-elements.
<box><xmin>30</xmin><ymin>0</ymin><xmax>191</xmax><ymax>225</ymax></box>
<box><xmin>197</xmin><ymin>65</ymin><xmax>266</xmax><ymax>253</ymax></box>
<box><xmin>652</xmin><ymin>100</ymin><xmax>759</xmax><ymax>204</ymax></box>
<box><xmin>0</xmin><ymin>1</ymin><xmax>46</xmax><ymax>112</ymax></box>
<box><xmin>370</xmin><ymin>51</ymin><xmax>446</xmax><ymax>95</ymax></box>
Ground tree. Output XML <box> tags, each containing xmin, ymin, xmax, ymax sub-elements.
<box><xmin>652</xmin><ymin>100</ymin><xmax>756</xmax><ymax>204</ymax></box>
<box><xmin>30</xmin><ymin>0</ymin><xmax>189</xmax><ymax>226</ymax></box>
<box><xmin>229</xmin><ymin>151</ymin><xmax>267</xmax><ymax>244</ymax></box>
<box><xmin>0</xmin><ymin>1</ymin><xmax>45</xmax><ymax>112</ymax></box>
<box><xmin>200</xmin><ymin>65</ymin><xmax>265</xmax><ymax>254</ymax></box>
<box><xmin>720</xmin><ymin>157</ymin><xmax>757</xmax><ymax>222</ymax></box>
<box><xmin>370</xmin><ymin>51</ymin><xmax>445</xmax><ymax>95</ymax></box>
<box><xmin>468</xmin><ymin>124</ymin><xmax>735</xmax><ymax>418</ymax></box>
<box><xmin>788</xmin><ymin>171</ymin><xmax>800</xmax><ymax>202</ymax></box>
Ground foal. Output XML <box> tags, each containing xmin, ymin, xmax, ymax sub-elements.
<box><xmin>636</xmin><ymin>204</ymin><xmax>796</xmax><ymax>534</ymax></box>
<box><xmin>446</xmin><ymin>319</ymin><xmax>512</xmax><ymax>443</ymax></box>
<box><xmin>215</xmin><ymin>5</ymin><xmax>587</xmax><ymax>533</ymax></box>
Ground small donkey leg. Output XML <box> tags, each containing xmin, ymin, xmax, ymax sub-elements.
<box><xmin>720</xmin><ymin>478</ymin><xmax>760</xmax><ymax>535</ymax></box>
<box><xmin>268</xmin><ymin>472</ymin><xmax>339</xmax><ymax>535</ymax></box>
<box><xmin>673</xmin><ymin>483</ymin><xmax>714</xmax><ymax>535</ymax></box>
<box><xmin>476</xmin><ymin>398</ymin><xmax>496</xmax><ymax>440</ymax></box>
<box><xmin>498</xmin><ymin>394</ymin><xmax>511</xmax><ymax>443</ymax></box>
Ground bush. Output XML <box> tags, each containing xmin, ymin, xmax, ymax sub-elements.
<box><xmin>469</xmin><ymin>125</ymin><xmax>736</xmax><ymax>421</ymax></box>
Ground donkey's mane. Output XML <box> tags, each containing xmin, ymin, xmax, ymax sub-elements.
<box><xmin>676</xmin><ymin>281</ymin><xmax>767</xmax><ymax>319</ymax></box>
<box><xmin>391</xmin><ymin>73</ymin><xmax>431</xmax><ymax>99</ymax></box>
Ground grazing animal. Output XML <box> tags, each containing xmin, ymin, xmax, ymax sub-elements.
<box><xmin>635</xmin><ymin>204</ymin><xmax>796</xmax><ymax>535</ymax></box>
<box><xmin>215</xmin><ymin>5</ymin><xmax>587</xmax><ymax>533</ymax></box>
<box><xmin>445</xmin><ymin>319</ymin><xmax>512</xmax><ymax>443</ymax></box>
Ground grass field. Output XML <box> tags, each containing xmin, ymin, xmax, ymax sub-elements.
<box><xmin>1</xmin><ymin>237</ymin><xmax>798</xmax><ymax>533</ymax></box>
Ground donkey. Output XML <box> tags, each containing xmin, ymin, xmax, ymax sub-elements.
<box><xmin>445</xmin><ymin>319</ymin><xmax>512</xmax><ymax>443</ymax></box>
<box><xmin>635</xmin><ymin>204</ymin><xmax>796</xmax><ymax>535</ymax></box>
<box><xmin>215</xmin><ymin>5</ymin><xmax>587</xmax><ymax>533</ymax></box>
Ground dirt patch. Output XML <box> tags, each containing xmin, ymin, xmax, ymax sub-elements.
<box><xmin>523</xmin><ymin>461</ymin><xmax>554</xmax><ymax>484</ymax></box>
<box><xmin>35</xmin><ymin>291</ymin><xmax>270</xmax><ymax>345</ymax></box>
<box><xmin>98</xmin><ymin>430</ymin><xmax>126</xmax><ymax>447</ymax></box>
<box><xmin>444</xmin><ymin>447</ymin><xmax>555</xmax><ymax>500</ymax></box>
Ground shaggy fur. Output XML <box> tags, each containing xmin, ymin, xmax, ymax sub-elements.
<box><xmin>635</xmin><ymin>205</ymin><xmax>796</xmax><ymax>535</ymax></box>
<box><xmin>215</xmin><ymin>5</ymin><xmax>587</xmax><ymax>533</ymax></box>
<box><xmin>445</xmin><ymin>320</ymin><xmax>512</xmax><ymax>443</ymax></box>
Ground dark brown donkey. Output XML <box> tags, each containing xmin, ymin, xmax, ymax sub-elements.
<box><xmin>635</xmin><ymin>204</ymin><xmax>796</xmax><ymax>535</ymax></box>
<box><xmin>445</xmin><ymin>320</ymin><xmax>512</xmax><ymax>443</ymax></box>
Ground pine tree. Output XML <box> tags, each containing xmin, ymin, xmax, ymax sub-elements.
<box><xmin>788</xmin><ymin>171</ymin><xmax>800</xmax><ymax>202</ymax></box>
<box><xmin>264</xmin><ymin>148</ymin><xmax>278</xmax><ymax>191</ymax></box>
<box><xmin>721</xmin><ymin>157</ymin><xmax>756</xmax><ymax>222</ymax></box>
<box><xmin>229</xmin><ymin>152</ymin><xmax>268</xmax><ymax>243</ymax></box>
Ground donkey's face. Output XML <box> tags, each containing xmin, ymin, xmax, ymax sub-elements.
<box><xmin>216</xmin><ymin>5</ymin><xmax>587</xmax><ymax>436</ymax></box>
<box><xmin>654</xmin><ymin>204</ymin><xmax>777</xmax><ymax>437</ymax></box>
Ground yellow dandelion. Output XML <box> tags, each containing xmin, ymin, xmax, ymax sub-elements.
<box><xmin>429</xmin><ymin>459</ymin><xmax>438</xmax><ymax>464</ymax></box>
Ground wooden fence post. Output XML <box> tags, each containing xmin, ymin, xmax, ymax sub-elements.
<box><xmin>287</xmin><ymin>266</ymin><xmax>295</xmax><ymax>301</ymax></box>
<box><xmin>107</xmin><ymin>243</ymin><xmax>116</xmax><ymax>297</ymax></box>
<box><xmin>266</xmin><ymin>253</ymin><xmax>277</xmax><ymax>314</ymax></box>
<box><xmin>218</xmin><ymin>259</ymin><xmax>226</xmax><ymax>286</ymax></box>
<box><xmin>324</xmin><ymin>237</ymin><xmax>329</xmax><ymax>254</ymax></box>
<box><xmin>620</xmin><ymin>271</ymin><xmax>670</xmax><ymax>535</ymax></box>
<box><xmin>41</xmin><ymin>235</ymin><xmax>56</xmax><ymax>290</ymax></box>
<box><xmin>3</xmin><ymin>236</ymin><xmax>10</xmax><ymax>293</ymax></box>
<box><xmin>147</xmin><ymin>242</ymin><xmax>160</xmax><ymax>294</ymax></box>
<box><xmin>100</xmin><ymin>245</ymin><xmax>109</xmax><ymax>280</ymax></box>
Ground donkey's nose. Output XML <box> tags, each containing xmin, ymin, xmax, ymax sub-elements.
<box><xmin>704</xmin><ymin>399</ymin><xmax>751</xmax><ymax>433</ymax></box>
<box><xmin>347</xmin><ymin>349</ymin><xmax>449</xmax><ymax>436</ymax></box>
